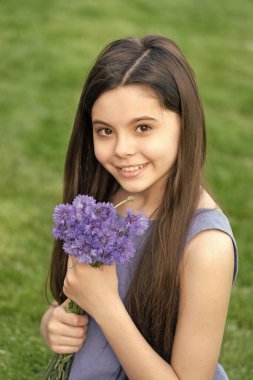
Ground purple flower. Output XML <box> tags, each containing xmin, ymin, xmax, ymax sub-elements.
<box><xmin>94</xmin><ymin>202</ymin><xmax>117</xmax><ymax>221</ymax></box>
<box><xmin>123</xmin><ymin>209</ymin><xmax>150</xmax><ymax>236</ymax></box>
<box><xmin>73</xmin><ymin>195</ymin><xmax>96</xmax><ymax>210</ymax></box>
<box><xmin>52</xmin><ymin>195</ymin><xmax>149</xmax><ymax>266</ymax></box>
<box><xmin>52</xmin><ymin>204</ymin><xmax>77</xmax><ymax>239</ymax></box>
<box><xmin>112</xmin><ymin>237</ymin><xmax>135</xmax><ymax>263</ymax></box>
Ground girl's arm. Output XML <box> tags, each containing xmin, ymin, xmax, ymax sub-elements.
<box><xmin>95</xmin><ymin>292</ymin><xmax>179</xmax><ymax>379</ymax></box>
<box><xmin>171</xmin><ymin>229</ymin><xmax>234</xmax><ymax>379</ymax></box>
<box><xmin>63</xmin><ymin>229</ymin><xmax>234</xmax><ymax>380</ymax></box>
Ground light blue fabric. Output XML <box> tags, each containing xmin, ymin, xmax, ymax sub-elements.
<box><xmin>69</xmin><ymin>208</ymin><xmax>238</xmax><ymax>379</ymax></box>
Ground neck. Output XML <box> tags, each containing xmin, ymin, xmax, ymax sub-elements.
<box><xmin>111</xmin><ymin>188</ymin><xmax>161</xmax><ymax>220</ymax></box>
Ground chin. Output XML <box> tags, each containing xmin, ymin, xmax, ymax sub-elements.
<box><xmin>119</xmin><ymin>184</ymin><xmax>149</xmax><ymax>195</ymax></box>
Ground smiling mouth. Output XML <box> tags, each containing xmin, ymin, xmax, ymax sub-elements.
<box><xmin>118</xmin><ymin>163</ymin><xmax>148</xmax><ymax>172</ymax></box>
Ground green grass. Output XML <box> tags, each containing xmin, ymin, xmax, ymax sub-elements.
<box><xmin>0</xmin><ymin>0</ymin><xmax>252</xmax><ymax>378</ymax></box>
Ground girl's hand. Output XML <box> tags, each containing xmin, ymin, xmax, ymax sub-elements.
<box><xmin>40</xmin><ymin>299</ymin><xmax>89</xmax><ymax>354</ymax></box>
<box><xmin>63</xmin><ymin>257</ymin><xmax>121</xmax><ymax>321</ymax></box>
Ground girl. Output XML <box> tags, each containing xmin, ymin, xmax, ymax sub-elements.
<box><xmin>40</xmin><ymin>35</ymin><xmax>238</xmax><ymax>380</ymax></box>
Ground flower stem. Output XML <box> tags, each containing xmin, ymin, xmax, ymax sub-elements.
<box><xmin>91</xmin><ymin>261</ymin><xmax>102</xmax><ymax>267</ymax></box>
<box><xmin>114</xmin><ymin>195</ymin><xmax>135</xmax><ymax>209</ymax></box>
<box><xmin>65</xmin><ymin>300</ymin><xmax>84</xmax><ymax>315</ymax></box>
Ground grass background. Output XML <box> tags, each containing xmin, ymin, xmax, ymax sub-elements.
<box><xmin>0</xmin><ymin>0</ymin><xmax>252</xmax><ymax>378</ymax></box>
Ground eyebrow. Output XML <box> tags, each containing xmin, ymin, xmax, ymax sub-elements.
<box><xmin>92</xmin><ymin>116</ymin><xmax>159</xmax><ymax>128</ymax></box>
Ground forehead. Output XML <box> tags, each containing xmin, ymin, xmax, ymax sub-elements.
<box><xmin>91</xmin><ymin>85</ymin><xmax>164</xmax><ymax>121</ymax></box>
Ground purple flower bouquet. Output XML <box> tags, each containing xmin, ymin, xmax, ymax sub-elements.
<box><xmin>42</xmin><ymin>195</ymin><xmax>149</xmax><ymax>380</ymax></box>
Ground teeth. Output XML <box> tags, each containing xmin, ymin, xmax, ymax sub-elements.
<box><xmin>121</xmin><ymin>164</ymin><xmax>145</xmax><ymax>172</ymax></box>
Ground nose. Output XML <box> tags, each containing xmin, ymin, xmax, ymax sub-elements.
<box><xmin>114</xmin><ymin>135</ymin><xmax>136</xmax><ymax>157</ymax></box>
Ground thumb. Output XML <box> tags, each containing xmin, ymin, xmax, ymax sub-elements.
<box><xmin>60</xmin><ymin>298</ymin><xmax>71</xmax><ymax>308</ymax></box>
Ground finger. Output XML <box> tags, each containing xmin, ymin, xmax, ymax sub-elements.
<box><xmin>51</xmin><ymin>334</ymin><xmax>86</xmax><ymax>347</ymax></box>
<box><xmin>58</xmin><ymin>324</ymin><xmax>87</xmax><ymax>339</ymax></box>
<box><xmin>51</xmin><ymin>345</ymin><xmax>83</xmax><ymax>354</ymax></box>
<box><xmin>63</xmin><ymin>312</ymin><xmax>89</xmax><ymax>327</ymax></box>
<box><xmin>52</xmin><ymin>306</ymin><xmax>89</xmax><ymax>327</ymax></box>
<box><xmin>48</xmin><ymin>319</ymin><xmax>87</xmax><ymax>339</ymax></box>
<box><xmin>51</xmin><ymin>337</ymin><xmax>86</xmax><ymax>354</ymax></box>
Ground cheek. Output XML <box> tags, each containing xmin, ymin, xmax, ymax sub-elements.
<box><xmin>144</xmin><ymin>138</ymin><xmax>172</xmax><ymax>157</ymax></box>
<box><xmin>93</xmin><ymin>144</ymin><xmax>103</xmax><ymax>163</ymax></box>
<box><xmin>146</xmin><ymin>133</ymin><xmax>179</xmax><ymax>162</ymax></box>
<box><xmin>93</xmin><ymin>140</ymin><xmax>111</xmax><ymax>164</ymax></box>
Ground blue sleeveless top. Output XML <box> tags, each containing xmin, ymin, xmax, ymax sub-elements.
<box><xmin>69</xmin><ymin>208</ymin><xmax>238</xmax><ymax>380</ymax></box>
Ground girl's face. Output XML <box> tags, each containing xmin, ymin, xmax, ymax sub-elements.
<box><xmin>91</xmin><ymin>84</ymin><xmax>181</xmax><ymax>199</ymax></box>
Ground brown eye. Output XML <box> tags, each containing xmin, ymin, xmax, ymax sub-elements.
<box><xmin>97</xmin><ymin>128</ymin><xmax>112</xmax><ymax>136</ymax></box>
<box><xmin>136</xmin><ymin>124</ymin><xmax>151</xmax><ymax>133</ymax></box>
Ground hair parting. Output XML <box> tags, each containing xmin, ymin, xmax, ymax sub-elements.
<box><xmin>121</xmin><ymin>49</ymin><xmax>151</xmax><ymax>85</ymax></box>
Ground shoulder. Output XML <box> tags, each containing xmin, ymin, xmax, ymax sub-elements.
<box><xmin>182</xmin><ymin>228</ymin><xmax>234</xmax><ymax>280</ymax></box>
<box><xmin>183</xmin><ymin>188</ymin><xmax>238</xmax><ymax>282</ymax></box>
<box><xmin>182</xmin><ymin>191</ymin><xmax>235</xmax><ymax>284</ymax></box>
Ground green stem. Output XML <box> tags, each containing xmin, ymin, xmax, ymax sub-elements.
<box><xmin>91</xmin><ymin>261</ymin><xmax>102</xmax><ymax>267</ymax></box>
<box><xmin>114</xmin><ymin>195</ymin><xmax>135</xmax><ymax>209</ymax></box>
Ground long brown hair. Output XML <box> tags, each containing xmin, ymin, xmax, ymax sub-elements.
<box><xmin>49</xmin><ymin>35</ymin><xmax>206</xmax><ymax>374</ymax></box>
